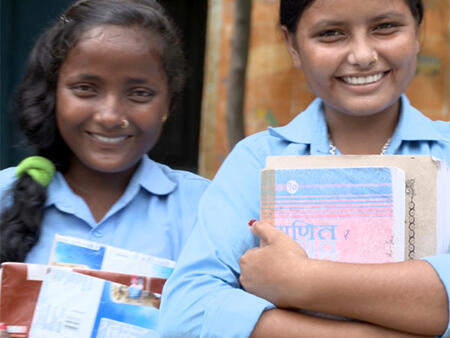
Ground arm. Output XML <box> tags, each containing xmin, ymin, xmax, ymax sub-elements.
<box><xmin>158</xmin><ymin>140</ymin><xmax>275</xmax><ymax>337</ymax></box>
<box><xmin>252</xmin><ymin>309</ymin><xmax>433</xmax><ymax>338</ymax></box>
<box><xmin>240</xmin><ymin>222</ymin><xmax>449</xmax><ymax>336</ymax></box>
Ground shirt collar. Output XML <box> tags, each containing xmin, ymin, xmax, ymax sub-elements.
<box><xmin>267</xmin><ymin>97</ymin><xmax>330</xmax><ymax>154</ymax></box>
<box><xmin>393</xmin><ymin>95</ymin><xmax>449</xmax><ymax>142</ymax></box>
<box><xmin>46</xmin><ymin>155</ymin><xmax>176</xmax><ymax>208</ymax></box>
<box><xmin>131</xmin><ymin>155</ymin><xmax>177</xmax><ymax>195</ymax></box>
<box><xmin>267</xmin><ymin>95</ymin><xmax>449</xmax><ymax>153</ymax></box>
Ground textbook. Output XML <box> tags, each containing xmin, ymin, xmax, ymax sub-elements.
<box><xmin>261</xmin><ymin>155</ymin><xmax>450</xmax><ymax>260</ymax></box>
<box><xmin>261</xmin><ymin>166</ymin><xmax>406</xmax><ymax>263</ymax></box>
<box><xmin>0</xmin><ymin>262</ymin><xmax>166</xmax><ymax>338</ymax></box>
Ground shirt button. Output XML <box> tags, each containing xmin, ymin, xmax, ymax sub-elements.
<box><xmin>93</xmin><ymin>230</ymin><xmax>103</xmax><ymax>238</ymax></box>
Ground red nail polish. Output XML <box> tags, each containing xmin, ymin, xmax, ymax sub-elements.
<box><xmin>248</xmin><ymin>219</ymin><xmax>256</xmax><ymax>226</ymax></box>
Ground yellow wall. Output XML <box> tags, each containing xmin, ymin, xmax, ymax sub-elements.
<box><xmin>199</xmin><ymin>0</ymin><xmax>450</xmax><ymax>179</ymax></box>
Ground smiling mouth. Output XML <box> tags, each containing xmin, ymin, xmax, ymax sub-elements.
<box><xmin>341</xmin><ymin>72</ymin><xmax>388</xmax><ymax>85</ymax></box>
<box><xmin>88</xmin><ymin>133</ymin><xmax>129</xmax><ymax>144</ymax></box>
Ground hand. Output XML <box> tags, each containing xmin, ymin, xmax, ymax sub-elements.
<box><xmin>239</xmin><ymin>221</ymin><xmax>308</xmax><ymax>308</ymax></box>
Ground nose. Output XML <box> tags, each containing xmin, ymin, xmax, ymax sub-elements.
<box><xmin>93</xmin><ymin>94</ymin><xmax>126</xmax><ymax>129</ymax></box>
<box><xmin>346</xmin><ymin>36</ymin><xmax>378</xmax><ymax>69</ymax></box>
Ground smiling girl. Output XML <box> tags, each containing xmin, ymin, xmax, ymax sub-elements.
<box><xmin>159</xmin><ymin>0</ymin><xmax>450</xmax><ymax>337</ymax></box>
<box><xmin>0</xmin><ymin>0</ymin><xmax>209</xmax><ymax>265</ymax></box>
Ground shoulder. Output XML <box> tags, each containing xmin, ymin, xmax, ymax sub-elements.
<box><xmin>229</xmin><ymin>98</ymin><xmax>326</xmax><ymax>160</ymax></box>
<box><xmin>155</xmin><ymin>162</ymin><xmax>210</xmax><ymax>193</ymax></box>
<box><xmin>0</xmin><ymin>167</ymin><xmax>18</xmax><ymax>208</ymax></box>
<box><xmin>0</xmin><ymin>167</ymin><xmax>18</xmax><ymax>193</ymax></box>
<box><xmin>428</xmin><ymin>119</ymin><xmax>450</xmax><ymax>135</ymax></box>
<box><xmin>399</xmin><ymin>96</ymin><xmax>450</xmax><ymax>144</ymax></box>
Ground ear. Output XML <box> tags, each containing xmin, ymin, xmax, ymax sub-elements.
<box><xmin>415</xmin><ymin>37</ymin><xmax>420</xmax><ymax>55</ymax></box>
<box><xmin>414</xmin><ymin>24</ymin><xmax>422</xmax><ymax>55</ymax></box>
<box><xmin>281</xmin><ymin>26</ymin><xmax>302</xmax><ymax>69</ymax></box>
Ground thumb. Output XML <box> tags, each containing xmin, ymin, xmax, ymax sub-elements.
<box><xmin>249</xmin><ymin>220</ymin><xmax>279</xmax><ymax>247</ymax></box>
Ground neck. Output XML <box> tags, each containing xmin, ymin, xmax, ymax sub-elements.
<box><xmin>65</xmin><ymin>164</ymin><xmax>135</xmax><ymax>195</ymax></box>
<box><xmin>64</xmin><ymin>159</ymin><xmax>139</xmax><ymax>222</ymax></box>
<box><xmin>325</xmin><ymin>101</ymin><xmax>400</xmax><ymax>155</ymax></box>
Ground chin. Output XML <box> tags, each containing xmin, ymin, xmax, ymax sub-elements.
<box><xmin>87</xmin><ymin>160</ymin><xmax>137</xmax><ymax>175</ymax></box>
<box><xmin>332</xmin><ymin>97</ymin><xmax>399</xmax><ymax>117</ymax></box>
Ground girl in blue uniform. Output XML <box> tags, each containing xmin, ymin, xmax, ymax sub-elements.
<box><xmin>0</xmin><ymin>0</ymin><xmax>209</xmax><ymax>264</ymax></box>
<box><xmin>159</xmin><ymin>0</ymin><xmax>450</xmax><ymax>337</ymax></box>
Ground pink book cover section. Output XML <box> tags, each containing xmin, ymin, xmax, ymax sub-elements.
<box><xmin>261</xmin><ymin>167</ymin><xmax>401</xmax><ymax>263</ymax></box>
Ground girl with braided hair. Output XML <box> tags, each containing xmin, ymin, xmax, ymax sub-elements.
<box><xmin>0</xmin><ymin>0</ymin><xmax>208</xmax><ymax>265</ymax></box>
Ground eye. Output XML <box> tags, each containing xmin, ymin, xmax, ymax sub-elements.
<box><xmin>128</xmin><ymin>88</ymin><xmax>155</xmax><ymax>103</ymax></box>
<box><xmin>373</xmin><ymin>22</ymin><xmax>400</xmax><ymax>34</ymax></box>
<box><xmin>71</xmin><ymin>83</ymin><xmax>96</xmax><ymax>97</ymax></box>
<box><xmin>317</xmin><ymin>29</ymin><xmax>345</xmax><ymax>42</ymax></box>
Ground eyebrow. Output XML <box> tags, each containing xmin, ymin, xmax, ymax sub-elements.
<box><xmin>67</xmin><ymin>74</ymin><xmax>152</xmax><ymax>85</ymax></box>
<box><xmin>71</xmin><ymin>74</ymin><xmax>101</xmax><ymax>81</ymax></box>
<box><xmin>371</xmin><ymin>12</ymin><xmax>407</xmax><ymax>21</ymax></box>
<box><xmin>312</xmin><ymin>12</ymin><xmax>407</xmax><ymax>28</ymax></box>
<box><xmin>125</xmin><ymin>78</ymin><xmax>151</xmax><ymax>85</ymax></box>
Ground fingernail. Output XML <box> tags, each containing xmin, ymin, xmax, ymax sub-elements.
<box><xmin>0</xmin><ymin>323</ymin><xmax>6</xmax><ymax>331</ymax></box>
<box><xmin>248</xmin><ymin>219</ymin><xmax>256</xmax><ymax>226</ymax></box>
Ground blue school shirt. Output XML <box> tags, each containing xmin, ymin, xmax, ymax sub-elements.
<box><xmin>0</xmin><ymin>155</ymin><xmax>209</xmax><ymax>263</ymax></box>
<box><xmin>158</xmin><ymin>95</ymin><xmax>450</xmax><ymax>338</ymax></box>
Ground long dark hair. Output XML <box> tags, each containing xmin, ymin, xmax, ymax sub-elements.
<box><xmin>0</xmin><ymin>0</ymin><xmax>186</xmax><ymax>263</ymax></box>
<box><xmin>280</xmin><ymin>0</ymin><xmax>424</xmax><ymax>33</ymax></box>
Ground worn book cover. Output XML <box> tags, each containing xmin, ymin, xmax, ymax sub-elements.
<box><xmin>264</xmin><ymin>155</ymin><xmax>450</xmax><ymax>259</ymax></box>
<box><xmin>29</xmin><ymin>269</ymin><xmax>161</xmax><ymax>338</ymax></box>
<box><xmin>261</xmin><ymin>166</ymin><xmax>406</xmax><ymax>263</ymax></box>
<box><xmin>0</xmin><ymin>263</ymin><xmax>166</xmax><ymax>338</ymax></box>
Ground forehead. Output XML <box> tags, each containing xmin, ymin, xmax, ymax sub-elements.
<box><xmin>76</xmin><ymin>24</ymin><xmax>163</xmax><ymax>55</ymax></box>
<box><xmin>59</xmin><ymin>25</ymin><xmax>167</xmax><ymax>82</ymax></box>
<box><xmin>302</xmin><ymin>0</ymin><xmax>412</xmax><ymax>22</ymax></box>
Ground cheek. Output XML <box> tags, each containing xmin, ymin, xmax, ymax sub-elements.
<box><xmin>300</xmin><ymin>47</ymin><xmax>339</xmax><ymax>79</ymax></box>
<box><xmin>55</xmin><ymin>89</ymin><xmax>75</xmax><ymax>128</ymax></box>
<box><xmin>133</xmin><ymin>112</ymin><xmax>164</xmax><ymax>141</ymax></box>
<box><xmin>142</xmin><ymin>120</ymin><xmax>164</xmax><ymax>142</ymax></box>
<box><xmin>386</xmin><ymin>34</ymin><xmax>419</xmax><ymax>68</ymax></box>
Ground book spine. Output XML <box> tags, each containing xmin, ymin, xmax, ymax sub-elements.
<box><xmin>260</xmin><ymin>169</ymin><xmax>275</xmax><ymax>225</ymax></box>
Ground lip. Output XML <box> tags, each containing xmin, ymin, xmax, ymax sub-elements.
<box><xmin>86</xmin><ymin>131</ymin><xmax>131</xmax><ymax>145</ymax></box>
<box><xmin>337</xmin><ymin>70</ymin><xmax>391</xmax><ymax>92</ymax></box>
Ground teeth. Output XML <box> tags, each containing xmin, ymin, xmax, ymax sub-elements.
<box><xmin>92</xmin><ymin>134</ymin><xmax>127</xmax><ymax>143</ymax></box>
<box><xmin>342</xmin><ymin>73</ymin><xmax>383</xmax><ymax>85</ymax></box>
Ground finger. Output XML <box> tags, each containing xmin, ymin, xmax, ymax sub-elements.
<box><xmin>249</xmin><ymin>220</ymin><xmax>281</xmax><ymax>247</ymax></box>
<box><xmin>239</xmin><ymin>246</ymin><xmax>258</xmax><ymax>267</ymax></box>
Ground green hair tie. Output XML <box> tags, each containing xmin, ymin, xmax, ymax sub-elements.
<box><xmin>16</xmin><ymin>156</ymin><xmax>56</xmax><ymax>187</ymax></box>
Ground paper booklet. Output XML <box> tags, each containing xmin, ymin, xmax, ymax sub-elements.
<box><xmin>0</xmin><ymin>262</ymin><xmax>166</xmax><ymax>338</ymax></box>
<box><xmin>49</xmin><ymin>234</ymin><xmax>175</xmax><ymax>278</ymax></box>
<box><xmin>29</xmin><ymin>269</ymin><xmax>160</xmax><ymax>338</ymax></box>
<box><xmin>261</xmin><ymin>155</ymin><xmax>450</xmax><ymax>260</ymax></box>
<box><xmin>0</xmin><ymin>236</ymin><xmax>176</xmax><ymax>337</ymax></box>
